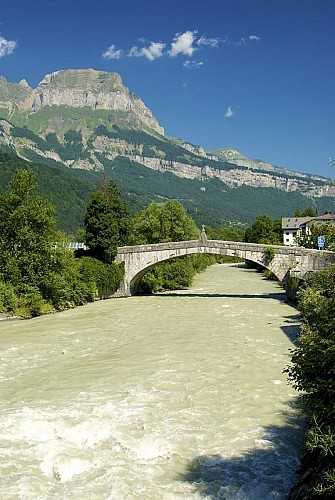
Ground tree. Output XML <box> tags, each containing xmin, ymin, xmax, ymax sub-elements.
<box><xmin>302</xmin><ymin>206</ymin><xmax>317</xmax><ymax>217</ymax></box>
<box><xmin>0</xmin><ymin>169</ymin><xmax>58</xmax><ymax>288</ymax></box>
<box><xmin>130</xmin><ymin>201</ymin><xmax>204</xmax><ymax>292</ymax></box>
<box><xmin>131</xmin><ymin>200</ymin><xmax>199</xmax><ymax>244</ymax></box>
<box><xmin>84</xmin><ymin>178</ymin><xmax>130</xmax><ymax>262</ymax></box>
<box><xmin>294</xmin><ymin>207</ymin><xmax>317</xmax><ymax>217</ymax></box>
<box><xmin>244</xmin><ymin>215</ymin><xmax>282</xmax><ymax>245</ymax></box>
<box><xmin>296</xmin><ymin>223</ymin><xmax>335</xmax><ymax>250</ymax></box>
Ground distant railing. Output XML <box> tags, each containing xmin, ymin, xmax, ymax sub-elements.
<box><xmin>53</xmin><ymin>242</ymin><xmax>89</xmax><ymax>250</ymax></box>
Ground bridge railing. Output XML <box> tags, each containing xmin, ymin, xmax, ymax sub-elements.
<box><xmin>116</xmin><ymin>239</ymin><xmax>334</xmax><ymax>257</ymax></box>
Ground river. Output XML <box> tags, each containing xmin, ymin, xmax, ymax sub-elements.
<box><xmin>0</xmin><ymin>263</ymin><xmax>304</xmax><ymax>499</ymax></box>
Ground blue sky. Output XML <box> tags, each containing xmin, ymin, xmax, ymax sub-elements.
<box><xmin>1</xmin><ymin>0</ymin><xmax>334</xmax><ymax>178</ymax></box>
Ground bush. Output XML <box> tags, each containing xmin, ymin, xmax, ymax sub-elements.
<box><xmin>264</xmin><ymin>246</ymin><xmax>275</xmax><ymax>262</ymax></box>
<box><xmin>78</xmin><ymin>257</ymin><xmax>124</xmax><ymax>299</ymax></box>
<box><xmin>286</xmin><ymin>264</ymin><xmax>335</xmax><ymax>496</ymax></box>
<box><xmin>0</xmin><ymin>282</ymin><xmax>18</xmax><ymax>312</ymax></box>
<box><xmin>15</xmin><ymin>286</ymin><xmax>53</xmax><ymax>318</ymax></box>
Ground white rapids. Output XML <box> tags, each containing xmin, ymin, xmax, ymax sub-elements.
<box><xmin>0</xmin><ymin>264</ymin><xmax>304</xmax><ymax>499</ymax></box>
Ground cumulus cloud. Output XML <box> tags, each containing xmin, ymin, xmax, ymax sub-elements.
<box><xmin>103</xmin><ymin>29</ymin><xmax>259</xmax><ymax>64</ymax></box>
<box><xmin>197</xmin><ymin>35</ymin><xmax>220</xmax><ymax>48</ymax></box>
<box><xmin>183</xmin><ymin>60</ymin><xmax>204</xmax><ymax>69</ymax></box>
<box><xmin>128</xmin><ymin>41</ymin><xmax>165</xmax><ymax>61</ymax></box>
<box><xmin>169</xmin><ymin>31</ymin><xmax>197</xmax><ymax>57</ymax></box>
<box><xmin>0</xmin><ymin>35</ymin><xmax>17</xmax><ymax>58</ymax></box>
<box><xmin>224</xmin><ymin>106</ymin><xmax>234</xmax><ymax>118</ymax></box>
<box><xmin>103</xmin><ymin>44</ymin><xmax>123</xmax><ymax>60</ymax></box>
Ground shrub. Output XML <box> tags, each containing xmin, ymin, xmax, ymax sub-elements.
<box><xmin>264</xmin><ymin>246</ymin><xmax>275</xmax><ymax>262</ymax></box>
<box><xmin>15</xmin><ymin>286</ymin><xmax>53</xmax><ymax>318</ymax></box>
<box><xmin>0</xmin><ymin>282</ymin><xmax>18</xmax><ymax>312</ymax></box>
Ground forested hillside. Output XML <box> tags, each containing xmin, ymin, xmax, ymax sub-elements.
<box><xmin>1</xmin><ymin>150</ymin><xmax>334</xmax><ymax>234</ymax></box>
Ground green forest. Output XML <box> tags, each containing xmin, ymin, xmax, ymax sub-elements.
<box><xmin>1</xmin><ymin>148</ymin><xmax>333</xmax><ymax>234</ymax></box>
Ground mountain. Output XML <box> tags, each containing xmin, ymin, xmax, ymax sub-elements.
<box><xmin>0</xmin><ymin>68</ymin><xmax>334</xmax><ymax>230</ymax></box>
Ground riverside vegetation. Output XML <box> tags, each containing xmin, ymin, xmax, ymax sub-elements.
<box><xmin>0</xmin><ymin>167</ymin><xmax>334</xmax><ymax>498</ymax></box>
<box><xmin>287</xmin><ymin>266</ymin><xmax>335</xmax><ymax>499</ymax></box>
<box><xmin>0</xmin><ymin>168</ymin><xmax>241</xmax><ymax>319</ymax></box>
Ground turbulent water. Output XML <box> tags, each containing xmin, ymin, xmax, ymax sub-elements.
<box><xmin>0</xmin><ymin>264</ymin><xmax>304</xmax><ymax>499</ymax></box>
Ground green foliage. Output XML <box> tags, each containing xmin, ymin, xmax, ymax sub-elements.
<box><xmin>45</xmin><ymin>130</ymin><xmax>87</xmax><ymax>160</ymax></box>
<box><xmin>0</xmin><ymin>282</ymin><xmax>18</xmax><ymax>312</ymax></box>
<box><xmin>244</xmin><ymin>214</ymin><xmax>282</xmax><ymax>245</ymax></box>
<box><xmin>206</xmin><ymin>226</ymin><xmax>245</xmax><ymax>241</ymax></box>
<box><xmin>286</xmin><ymin>265</ymin><xmax>335</xmax><ymax>496</ymax></box>
<box><xmin>15</xmin><ymin>286</ymin><xmax>53</xmax><ymax>318</ymax></box>
<box><xmin>1</xmin><ymin>147</ymin><xmax>334</xmax><ymax>234</ymax></box>
<box><xmin>0</xmin><ymin>169</ymin><xmax>124</xmax><ymax>317</ymax></box>
<box><xmin>296</xmin><ymin>223</ymin><xmax>335</xmax><ymax>250</ymax></box>
<box><xmin>0</xmin><ymin>169</ymin><xmax>58</xmax><ymax>288</ymax></box>
<box><xmin>78</xmin><ymin>257</ymin><xmax>124</xmax><ymax>299</ymax></box>
<box><xmin>0</xmin><ymin>150</ymin><xmax>93</xmax><ymax>233</ymax></box>
<box><xmin>295</xmin><ymin>207</ymin><xmax>318</xmax><ymax>217</ymax></box>
<box><xmin>130</xmin><ymin>200</ymin><xmax>199</xmax><ymax>244</ymax></box>
<box><xmin>130</xmin><ymin>200</ymin><xmax>208</xmax><ymax>292</ymax></box>
<box><xmin>264</xmin><ymin>246</ymin><xmax>275</xmax><ymax>262</ymax></box>
<box><xmin>84</xmin><ymin>178</ymin><xmax>130</xmax><ymax>262</ymax></box>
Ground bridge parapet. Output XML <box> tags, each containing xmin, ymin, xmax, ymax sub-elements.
<box><xmin>114</xmin><ymin>239</ymin><xmax>335</xmax><ymax>297</ymax></box>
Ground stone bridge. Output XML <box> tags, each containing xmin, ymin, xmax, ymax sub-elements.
<box><xmin>114</xmin><ymin>231</ymin><xmax>335</xmax><ymax>297</ymax></box>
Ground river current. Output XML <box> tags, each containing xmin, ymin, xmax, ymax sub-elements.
<box><xmin>0</xmin><ymin>264</ymin><xmax>304</xmax><ymax>499</ymax></box>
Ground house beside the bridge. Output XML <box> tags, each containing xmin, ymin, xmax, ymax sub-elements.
<box><xmin>282</xmin><ymin>213</ymin><xmax>335</xmax><ymax>246</ymax></box>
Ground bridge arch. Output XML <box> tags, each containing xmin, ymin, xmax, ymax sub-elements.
<box><xmin>127</xmin><ymin>244</ymin><xmax>276</xmax><ymax>295</ymax></box>
<box><xmin>114</xmin><ymin>234</ymin><xmax>335</xmax><ymax>297</ymax></box>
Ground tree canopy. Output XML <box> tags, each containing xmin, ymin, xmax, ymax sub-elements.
<box><xmin>84</xmin><ymin>178</ymin><xmax>130</xmax><ymax>262</ymax></box>
<box><xmin>130</xmin><ymin>200</ymin><xmax>199</xmax><ymax>244</ymax></box>
<box><xmin>244</xmin><ymin>214</ymin><xmax>282</xmax><ymax>245</ymax></box>
<box><xmin>0</xmin><ymin>169</ymin><xmax>58</xmax><ymax>289</ymax></box>
<box><xmin>296</xmin><ymin>223</ymin><xmax>335</xmax><ymax>250</ymax></box>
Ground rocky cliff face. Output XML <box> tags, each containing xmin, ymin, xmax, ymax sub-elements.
<box><xmin>0</xmin><ymin>69</ymin><xmax>164</xmax><ymax>135</ymax></box>
<box><xmin>0</xmin><ymin>69</ymin><xmax>334</xmax><ymax>202</ymax></box>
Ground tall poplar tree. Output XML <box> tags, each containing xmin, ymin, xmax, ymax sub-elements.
<box><xmin>84</xmin><ymin>178</ymin><xmax>130</xmax><ymax>262</ymax></box>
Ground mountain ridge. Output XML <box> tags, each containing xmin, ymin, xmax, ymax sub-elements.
<box><xmin>0</xmin><ymin>69</ymin><xmax>334</xmax><ymax>226</ymax></box>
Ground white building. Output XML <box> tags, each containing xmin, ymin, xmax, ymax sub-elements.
<box><xmin>282</xmin><ymin>214</ymin><xmax>335</xmax><ymax>246</ymax></box>
<box><xmin>281</xmin><ymin>217</ymin><xmax>310</xmax><ymax>246</ymax></box>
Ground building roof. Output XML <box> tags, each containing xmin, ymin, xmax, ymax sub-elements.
<box><xmin>282</xmin><ymin>213</ymin><xmax>335</xmax><ymax>230</ymax></box>
<box><xmin>302</xmin><ymin>213</ymin><xmax>335</xmax><ymax>226</ymax></box>
<box><xmin>282</xmin><ymin>217</ymin><xmax>310</xmax><ymax>229</ymax></box>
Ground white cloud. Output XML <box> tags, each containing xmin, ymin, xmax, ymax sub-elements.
<box><xmin>236</xmin><ymin>37</ymin><xmax>247</xmax><ymax>47</ymax></box>
<box><xmin>224</xmin><ymin>106</ymin><xmax>234</xmax><ymax>118</ymax></box>
<box><xmin>128</xmin><ymin>41</ymin><xmax>165</xmax><ymax>61</ymax></box>
<box><xmin>249</xmin><ymin>35</ymin><xmax>261</xmax><ymax>41</ymax></box>
<box><xmin>197</xmin><ymin>35</ymin><xmax>219</xmax><ymax>48</ymax></box>
<box><xmin>103</xmin><ymin>44</ymin><xmax>123</xmax><ymax>60</ymax></box>
<box><xmin>0</xmin><ymin>35</ymin><xmax>16</xmax><ymax>58</ymax></box>
<box><xmin>183</xmin><ymin>60</ymin><xmax>204</xmax><ymax>69</ymax></box>
<box><xmin>169</xmin><ymin>31</ymin><xmax>197</xmax><ymax>57</ymax></box>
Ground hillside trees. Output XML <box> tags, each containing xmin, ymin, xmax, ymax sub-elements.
<box><xmin>84</xmin><ymin>177</ymin><xmax>130</xmax><ymax>262</ymax></box>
